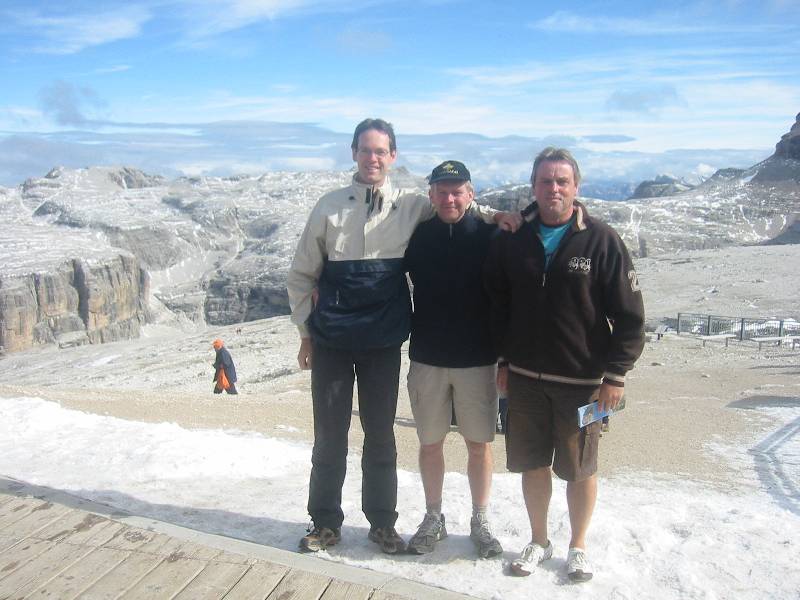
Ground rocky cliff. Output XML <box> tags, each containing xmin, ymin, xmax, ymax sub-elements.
<box><xmin>774</xmin><ymin>112</ymin><xmax>800</xmax><ymax>160</ymax></box>
<box><xmin>628</xmin><ymin>174</ymin><xmax>694</xmax><ymax>199</ymax></box>
<box><xmin>0</xmin><ymin>254</ymin><xmax>149</xmax><ymax>353</ymax></box>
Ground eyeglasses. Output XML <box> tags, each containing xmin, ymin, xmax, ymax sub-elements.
<box><xmin>357</xmin><ymin>148</ymin><xmax>392</xmax><ymax>158</ymax></box>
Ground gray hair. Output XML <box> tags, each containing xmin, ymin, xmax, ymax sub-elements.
<box><xmin>530</xmin><ymin>147</ymin><xmax>581</xmax><ymax>185</ymax></box>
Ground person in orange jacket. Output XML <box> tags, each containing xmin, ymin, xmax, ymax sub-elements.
<box><xmin>212</xmin><ymin>339</ymin><xmax>238</xmax><ymax>394</ymax></box>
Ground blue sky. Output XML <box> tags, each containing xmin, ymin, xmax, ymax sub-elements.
<box><xmin>1</xmin><ymin>0</ymin><xmax>798</xmax><ymax>188</ymax></box>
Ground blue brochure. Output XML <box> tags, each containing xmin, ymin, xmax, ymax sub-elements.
<box><xmin>577</xmin><ymin>396</ymin><xmax>626</xmax><ymax>427</ymax></box>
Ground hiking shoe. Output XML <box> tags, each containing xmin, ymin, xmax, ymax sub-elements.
<box><xmin>566</xmin><ymin>547</ymin><xmax>593</xmax><ymax>582</ymax></box>
<box><xmin>368</xmin><ymin>526</ymin><xmax>407</xmax><ymax>554</ymax></box>
<box><xmin>407</xmin><ymin>513</ymin><xmax>447</xmax><ymax>555</ymax></box>
<box><xmin>299</xmin><ymin>526</ymin><xmax>341</xmax><ymax>552</ymax></box>
<box><xmin>470</xmin><ymin>515</ymin><xmax>503</xmax><ymax>558</ymax></box>
<box><xmin>510</xmin><ymin>540</ymin><xmax>553</xmax><ymax>576</ymax></box>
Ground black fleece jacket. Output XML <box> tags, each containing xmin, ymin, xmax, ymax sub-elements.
<box><xmin>484</xmin><ymin>201</ymin><xmax>645</xmax><ymax>386</ymax></box>
<box><xmin>405</xmin><ymin>213</ymin><xmax>498</xmax><ymax>367</ymax></box>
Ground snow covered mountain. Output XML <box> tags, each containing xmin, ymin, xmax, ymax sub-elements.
<box><xmin>1</xmin><ymin>118</ymin><xmax>798</xmax><ymax>353</ymax></box>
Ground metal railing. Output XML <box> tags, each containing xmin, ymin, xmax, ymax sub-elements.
<box><xmin>676</xmin><ymin>313</ymin><xmax>800</xmax><ymax>340</ymax></box>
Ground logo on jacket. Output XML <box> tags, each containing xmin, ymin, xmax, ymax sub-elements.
<box><xmin>628</xmin><ymin>270</ymin><xmax>641</xmax><ymax>292</ymax></box>
<box><xmin>568</xmin><ymin>256</ymin><xmax>591</xmax><ymax>273</ymax></box>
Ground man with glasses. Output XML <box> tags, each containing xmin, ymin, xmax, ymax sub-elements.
<box><xmin>287</xmin><ymin>118</ymin><xmax>520</xmax><ymax>554</ymax></box>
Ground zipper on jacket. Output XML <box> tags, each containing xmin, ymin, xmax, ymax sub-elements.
<box><xmin>542</xmin><ymin>272</ymin><xmax>546</xmax><ymax>287</ymax></box>
<box><xmin>335</xmin><ymin>290</ymin><xmax>340</xmax><ymax>305</ymax></box>
<box><xmin>449</xmin><ymin>223</ymin><xmax>453</xmax><ymax>238</ymax></box>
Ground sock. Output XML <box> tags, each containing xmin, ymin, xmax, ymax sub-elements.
<box><xmin>473</xmin><ymin>505</ymin><xmax>488</xmax><ymax>521</ymax></box>
<box><xmin>426</xmin><ymin>502</ymin><xmax>442</xmax><ymax>518</ymax></box>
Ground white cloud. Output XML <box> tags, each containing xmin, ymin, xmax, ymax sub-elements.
<box><xmin>530</xmin><ymin>10</ymin><xmax>782</xmax><ymax>36</ymax></box>
<box><xmin>0</xmin><ymin>106</ymin><xmax>43</xmax><ymax>127</ymax></box>
<box><xmin>271</xmin><ymin>84</ymin><xmax>298</xmax><ymax>94</ymax></box>
<box><xmin>176</xmin><ymin>0</ymin><xmax>388</xmax><ymax>38</ymax></box>
<box><xmin>336</xmin><ymin>28</ymin><xmax>392</xmax><ymax>53</ymax></box>
<box><xmin>446</xmin><ymin>64</ymin><xmax>558</xmax><ymax>87</ymax></box>
<box><xmin>693</xmin><ymin>163</ymin><xmax>719</xmax><ymax>179</ymax></box>
<box><xmin>281</xmin><ymin>156</ymin><xmax>337</xmax><ymax>170</ymax></box>
<box><xmin>94</xmin><ymin>65</ymin><xmax>132</xmax><ymax>75</ymax></box>
<box><xmin>38</xmin><ymin>81</ymin><xmax>106</xmax><ymax>126</ymax></box>
<box><xmin>607</xmin><ymin>84</ymin><xmax>688</xmax><ymax>114</ymax></box>
<box><xmin>10</xmin><ymin>7</ymin><xmax>150</xmax><ymax>54</ymax></box>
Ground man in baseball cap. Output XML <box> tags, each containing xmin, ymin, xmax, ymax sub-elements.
<box><xmin>403</xmin><ymin>160</ymin><xmax>503</xmax><ymax>558</ymax></box>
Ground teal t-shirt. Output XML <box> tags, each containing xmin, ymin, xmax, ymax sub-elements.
<box><xmin>538</xmin><ymin>220</ymin><xmax>572</xmax><ymax>270</ymax></box>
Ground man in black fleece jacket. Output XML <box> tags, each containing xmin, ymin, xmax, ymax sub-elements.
<box><xmin>485</xmin><ymin>148</ymin><xmax>644</xmax><ymax>582</ymax></box>
<box><xmin>403</xmin><ymin>161</ymin><xmax>503</xmax><ymax>559</ymax></box>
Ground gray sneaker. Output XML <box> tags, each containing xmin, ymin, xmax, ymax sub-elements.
<box><xmin>510</xmin><ymin>540</ymin><xmax>553</xmax><ymax>576</ymax></box>
<box><xmin>470</xmin><ymin>515</ymin><xmax>503</xmax><ymax>558</ymax></box>
<box><xmin>407</xmin><ymin>513</ymin><xmax>447</xmax><ymax>555</ymax></box>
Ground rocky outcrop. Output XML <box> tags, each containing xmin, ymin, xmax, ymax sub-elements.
<box><xmin>107</xmin><ymin>166</ymin><xmax>165</xmax><ymax>189</ymax></box>
<box><xmin>628</xmin><ymin>175</ymin><xmax>694</xmax><ymax>199</ymax></box>
<box><xmin>751</xmin><ymin>114</ymin><xmax>800</xmax><ymax>184</ymax></box>
<box><xmin>774</xmin><ymin>112</ymin><xmax>800</xmax><ymax>160</ymax></box>
<box><xmin>0</xmin><ymin>254</ymin><xmax>149</xmax><ymax>353</ymax></box>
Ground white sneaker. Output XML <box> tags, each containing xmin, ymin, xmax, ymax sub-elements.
<box><xmin>566</xmin><ymin>547</ymin><xmax>593</xmax><ymax>582</ymax></box>
<box><xmin>510</xmin><ymin>540</ymin><xmax>553</xmax><ymax>576</ymax></box>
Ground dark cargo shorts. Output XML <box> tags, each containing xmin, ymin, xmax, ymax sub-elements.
<box><xmin>505</xmin><ymin>371</ymin><xmax>601</xmax><ymax>481</ymax></box>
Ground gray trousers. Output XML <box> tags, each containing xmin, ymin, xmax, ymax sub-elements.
<box><xmin>307</xmin><ymin>342</ymin><xmax>401</xmax><ymax>530</ymax></box>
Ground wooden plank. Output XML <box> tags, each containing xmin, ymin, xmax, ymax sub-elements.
<box><xmin>102</xmin><ymin>526</ymin><xmax>166</xmax><ymax>552</ymax></box>
<box><xmin>0</xmin><ymin>539</ymin><xmax>56</xmax><ymax>582</ymax></box>
<box><xmin>159</xmin><ymin>539</ymin><xmax>222</xmax><ymax>562</ymax></box>
<box><xmin>125</xmin><ymin>532</ymin><xmax>182</xmax><ymax>557</ymax></box>
<box><xmin>120</xmin><ymin>533</ymin><xmax>221</xmax><ymax>561</ymax></box>
<box><xmin>319</xmin><ymin>579</ymin><xmax>373</xmax><ymax>600</ymax></box>
<box><xmin>39</xmin><ymin>514</ymin><xmax>125</xmax><ymax>548</ymax></box>
<box><xmin>118</xmin><ymin>555</ymin><xmax>205</xmax><ymax>599</ymax></box>
<box><xmin>0</xmin><ymin>497</ymin><xmax>50</xmax><ymax>531</ymax></box>
<box><xmin>36</xmin><ymin>511</ymin><xmax>108</xmax><ymax>542</ymax></box>
<box><xmin>0</xmin><ymin>494</ymin><xmax>18</xmax><ymax>509</ymax></box>
<box><xmin>0</xmin><ymin>533</ymin><xmax>17</xmax><ymax>553</ymax></box>
<box><xmin>0</xmin><ymin>540</ymin><xmax>93</xmax><ymax>598</ymax></box>
<box><xmin>370</xmin><ymin>591</ymin><xmax>412</xmax><ymax>600</ymax></box>
<box><xmin>78</xmin><ymin>552</ymin><xmax>164</xmax><ymax>600</ymax></box>
<box><xmin>264</xmin><ymin>568</ymin><xmax>330</xmax><ymax>600</ymax></box>
<box><xmin>22</xmin><ymin>545</ymin><xmax>130</xmax><ymax>599</ymax></box>
<box><xmin>0</xmin><ymin>502</ymin><xmax>72</xmax><ymax>538</ymax></box>
<box><xmin>171</xmin><ymin>562</ymin><xmax>249</xmax><ymax>599</ymax></box>
<box><xmin>211</xmin><ymin>549</ymin><xmax>251</xmax><ymax>565</ymax></box>
<box><xmin>223</xmin><ymin>562</ymin><xmax>288</xmax><ymax>600</ymax></box>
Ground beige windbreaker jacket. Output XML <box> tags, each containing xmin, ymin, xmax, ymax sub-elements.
<box><xmin>287</xmin><ymin>174</ymin><xmax>497</xmax><ymax>339</ymax></box>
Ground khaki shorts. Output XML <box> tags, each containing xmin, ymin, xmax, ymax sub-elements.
<box><xmin>505</xmin><ymin>371</ymin><xmax>600</xmax><ymax>481</ymax></box>
<box><xmin>407</xmin><ymin>361</ymin><xmax>498</xmax><ymax>445</ymax></box>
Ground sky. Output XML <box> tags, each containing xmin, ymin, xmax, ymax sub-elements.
<box><xmin>1</xmin><ymin>1</ymin><xmax>799</xmax><ymax>187</ymax></box>
<box><xmin>1</xmin><ymin>394</ymin><xmax>798</xmax><ymax>599</ymax></box>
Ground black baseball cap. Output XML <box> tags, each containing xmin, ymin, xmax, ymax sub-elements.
<box><xmin>428</xmin><ymin>160</ymin><xmax>471</xmax><ymax>184</ymax></box>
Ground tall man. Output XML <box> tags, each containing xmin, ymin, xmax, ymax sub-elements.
<box><xmin>287</xmin><ymin>119</ymin><xmax>520</xmax><ymax>554</ymax></box>
<box><xmin>404</xmin><ymin>161</ymin><xmax>502</xmax><ymax>558</ymax></box>
<box><xmin>485</xmin><ymin>148</ymin><xmax>644</xmax><ymax>581</ymax></box>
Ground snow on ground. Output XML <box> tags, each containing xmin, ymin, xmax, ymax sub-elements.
<box><xmin>2</xmin><ymin>395</ymin><xmax>798</xmax><ymax>600</ymax></box>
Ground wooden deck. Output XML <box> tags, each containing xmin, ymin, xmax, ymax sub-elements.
<box><xmin>0</xmin><ymin>478</ymin><xmax>472</xmax><ymax>600</ymax></box>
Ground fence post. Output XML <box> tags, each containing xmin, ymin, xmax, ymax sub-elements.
<box><xmin>706</xmin><ymin>315</ymin><xmax>712</xmax><ymax>335</ymax></box>
<box><xmin>677</xmin><ymin>313</ymin><xmax>681</xmax><ymax>335</ymax></box>
<box><xmin>779</xmin><ymin>320</ymin><xmax>784</xmax><ymax>337</ymax></box>
<box><xmin>740</xmin><ymin>318</ymin><xmax>745</xmax><ymax>341</ymax></box>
